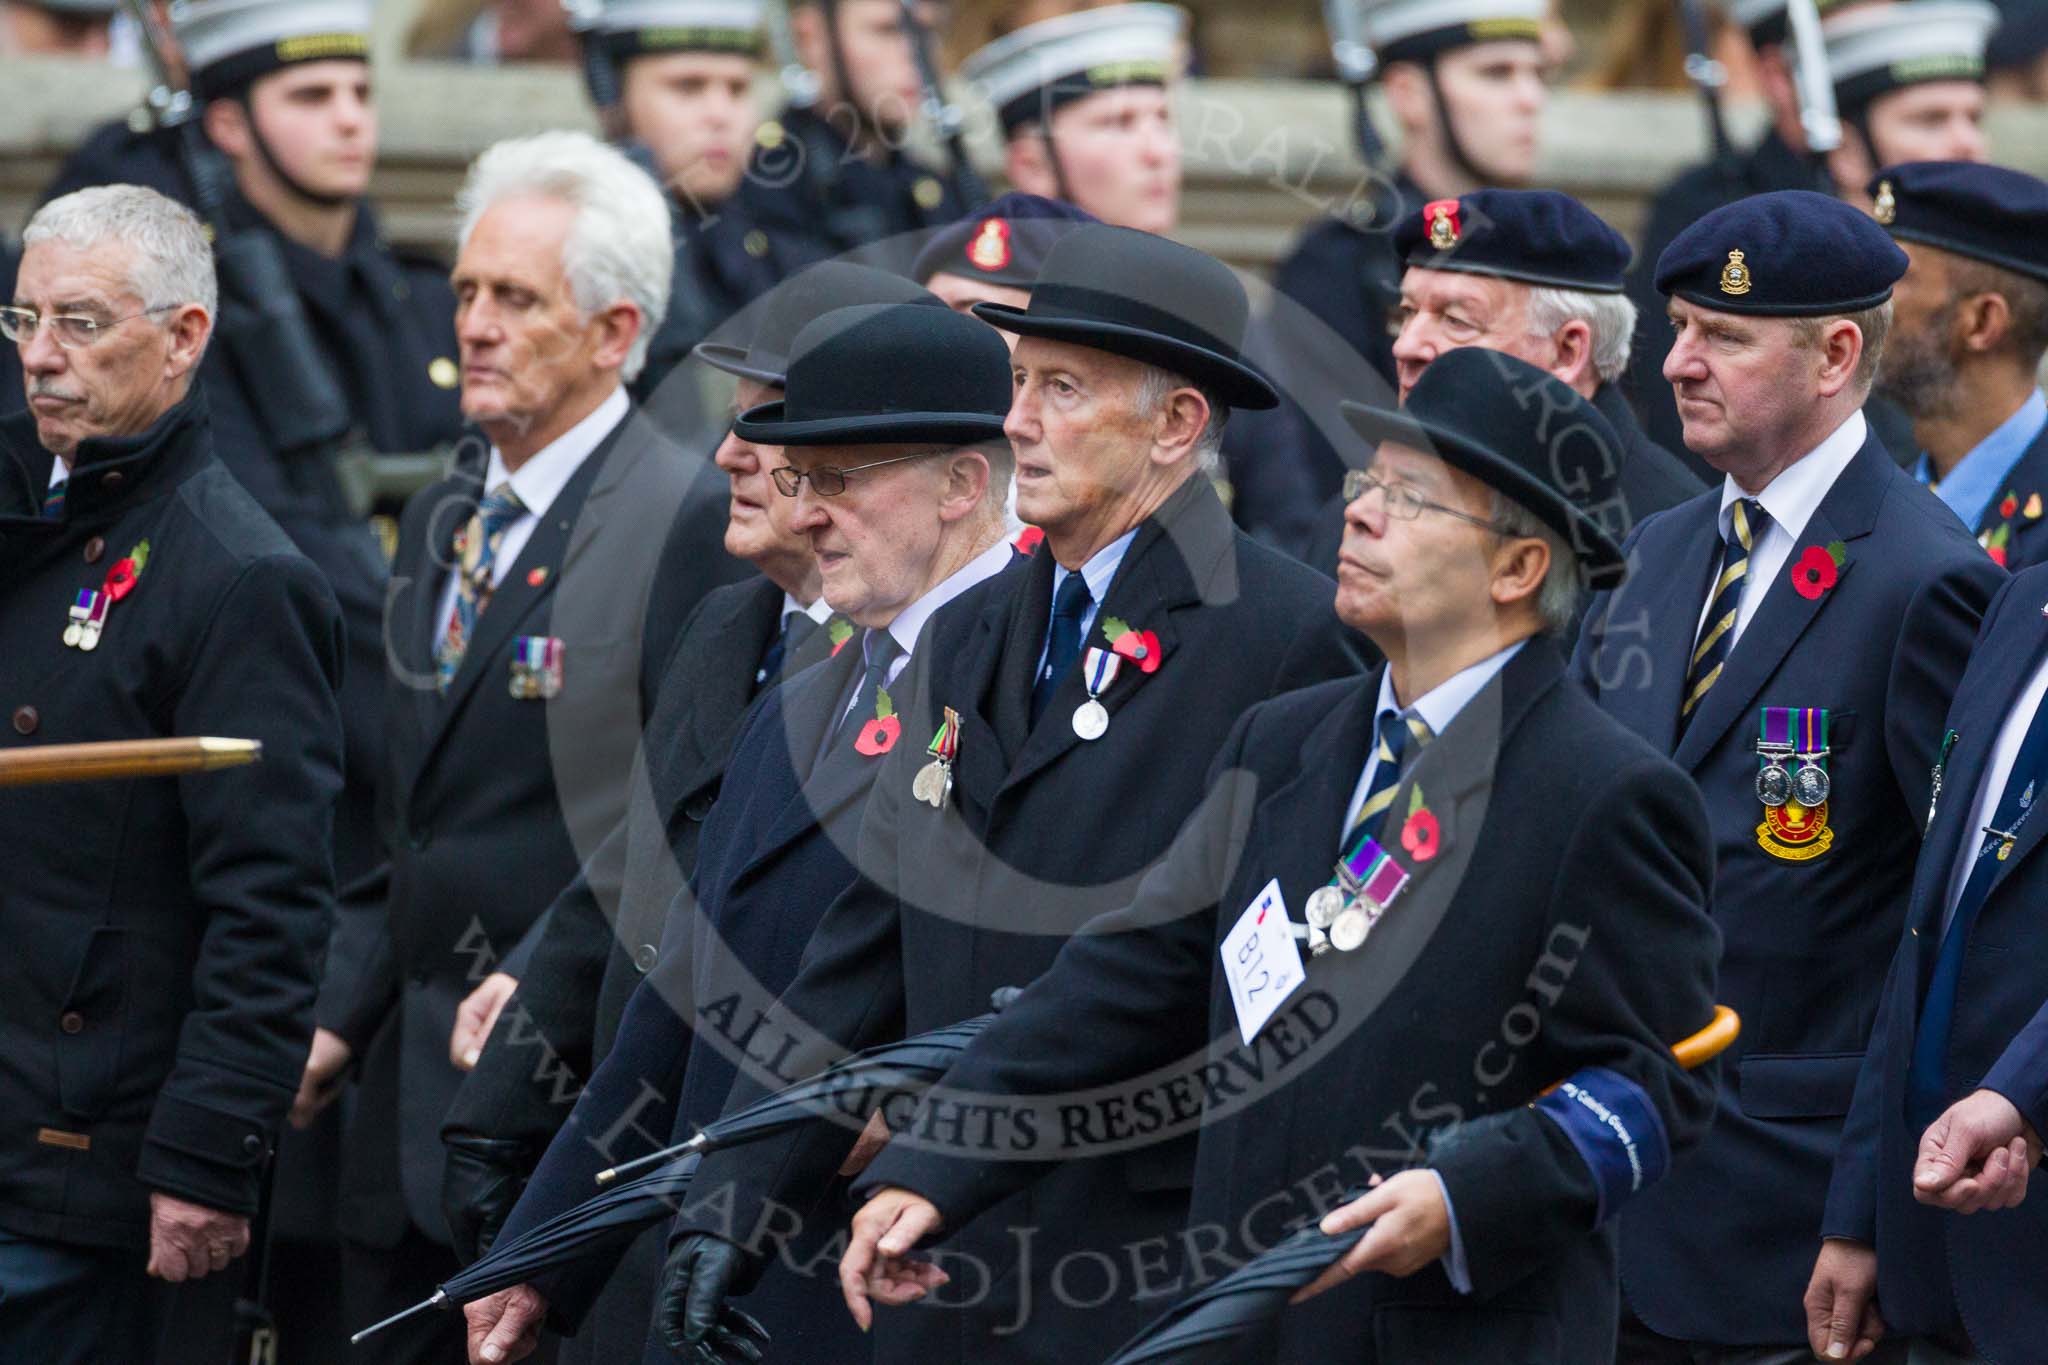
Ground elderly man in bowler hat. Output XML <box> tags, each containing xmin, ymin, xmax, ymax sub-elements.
<box><xmin>653</xmin><ymin>224</ymin><xmax>1367</xmax><ymax>1364</ymax></box>
<box><xmin>831</xmin><ymin>345</ymin><xmax>1723</xmax><ymax>1363</ymax></box>
<box><xmin>1574</xmin><ymin>189</ymin><xmax>2004</xmax><ymax>1363</ymax></box>
<box><xmin>465</xmin><ymin>297</ymin><xmax>1020</xmax><ymax>1364</ymax></box>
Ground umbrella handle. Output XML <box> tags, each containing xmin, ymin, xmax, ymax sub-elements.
<box><xmin>1537</xmin><ymin>1005</ymin><xmax>1740</xmax><ymax>1099</ymax></box>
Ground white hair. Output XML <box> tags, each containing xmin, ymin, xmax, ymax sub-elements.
<box><xmin>1525</xmin><ymin>285</ymin><xmax>1637</xmax><ymax>386</ymax></box>
<box><xmin>456</xmin><ymin>131</ymin><xmax>675</xmax><ymax>381</ymax></box>
<box><xmin>1489</xmin><ymin>491</ymin><xmax>1581</xmax><ymax>637</ymax></box>
<box><xmin>1134</xmin><ymin>365</ymin><xmax>1229</xmax><ymax>475</ymax></box>
<box><xmin>24</xmin><ymin>185</ymin><xmax>217</xmax><ymax>332</ymax></box>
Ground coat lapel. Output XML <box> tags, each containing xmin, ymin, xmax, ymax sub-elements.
<box><xmin>671</xmin><ymin>579</ymin><xmax>783</xmax><ymax>788</ymax></box>
<box><xmin>742</xmin><ymin>644</ymin><xmax>870</xmax><ymax>871</ymax></box>
<box><xmin>1595</xmin><ymin>496</ymin><xmax>1721</xmax><ymax>755</ymax></box>
<box><xmin>1673</xmin><ymin>437</ymin><xmax>1890</xmax><ymax>771</ymax></box>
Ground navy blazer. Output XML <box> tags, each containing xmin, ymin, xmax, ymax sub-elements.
<box><xmin>859</xmin><ymin>642</ymin><xmax>1722</xmax><ymax>1365</ymax></box>
<box><xmin>675</xmin><ymin>477</ymin><xmax>1370</xmax><ymax>1363</ymax></box>
<box><xmin>1572</xmin><ymin>432</ymin><xmax>2004</xmax><ymax>1343</ymax></box>
<box><xmin>1823</xmin><ymin>565</ymin><xmax>2048</xmax><ymax>1363</ymax></box>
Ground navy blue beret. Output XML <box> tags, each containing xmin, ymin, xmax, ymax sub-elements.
<box><xmin>910</xmin><ymin>192</ymin><xmax>1100</xmax><ymax>290</ymax></box>
<box><xmin>1990</xmin><ymin>5</ymin><xmax>2048</xmax><ymax>72</ymax></box>
<box><xmin>1869</xmin><ymin>160</ymin><xmax>2048</xmax><ymax>284</ymax></box>
<box><xmin>1654</xmin><ymin>190</ymin><xmax>1908</xmax><ymax>316</ymax></box>
<box><xmin>1393</xmin><ymin>188</ymin><xmax>1631</xmax><ymax>293</ymax></box>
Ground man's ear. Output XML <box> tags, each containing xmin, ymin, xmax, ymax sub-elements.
<box><xmin>1489</xmin><ymin>532</ymin><xmax>1551</xmax><ymax>612</ymax></box>
<box><xmin>938</xmin><ymin>447</ymin><xmax>993</xmax><ymax>521</ymax></box>
<box><xmin>1004</xmin><ymin>133</ymin><xmax>1053</xmax><ymax>198</ymax></box>
<box><xmin>1548</xmin><ymin>318</ymin><xmax>1595</xmax><ymax>392</ymax></box>
<box><xmin>163</xmin><ymin>303</ymin><xmax>212</xmax><ymax>382</ymax></box>
<box><xmin>1149</xmin><ymin>385</ymin><xmax>1211</xmax><ymax>469</ymax></box>
<box><xmin>1814</xmin><ymin>318</ymin><xmax>1864</xmax><ymax>399</ymax></box>
<box><xmin>201</xmin><ymin>98</ymin><xmax>252</xmax><ymax>161</ymax></box>
<box><xmin>589</xmin><ymin>301</ymin><xmax>644</xmax><ymax>374</ymax></box>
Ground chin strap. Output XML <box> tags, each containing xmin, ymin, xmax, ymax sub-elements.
<box><xmin>237</xmin><ymin>94</ymin><xmax>355</xmax><ymax>210</ymax></box>
<box><xmin>1421</xmin><ymin>57</ymin><xmax>1492</xmax><ymax>190</ymax></box>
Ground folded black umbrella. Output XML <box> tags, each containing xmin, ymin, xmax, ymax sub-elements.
<box><xmin>351</xmin><ymin>1154</ymin><xmax>706</xmax><ymax>1345</ymax></box>
<box><xmin>594</xmin><ymin>1001</ymin><xmax>1013</xmax><ymax>1186</ymax></box>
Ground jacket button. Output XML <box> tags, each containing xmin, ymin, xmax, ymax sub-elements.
<box><xmin>59</xmin><ymin>1011</ymin><xmax>84</xmax><ymax>1034</ymax></box>
<box><xmin>83</xmin><ymin>536</ymin><xmax>104</xmax><ymax>564</ymax></box>
<box><xmin>633</xmin><ymin>944</ymin><xmax>658</xmax><ymax>973</ymax></box>
<box><xmin>99</xmin><ymin>471</ymin><xmax>125</xmax><ymax>493</ymax></box>
<box><xmin>12</xmin><ymin>706</ymin><xmax>37</xmax><ymax>736</ymax></box>
<box><xmin>241</xmin><ymin>1133</ymin><xmax>263</xmax><ymax>1156</ymax></box>
<box><xmin>683</xmin><ymin>794</ymin><xmax>714</xmax><ymax>822</ymax></box>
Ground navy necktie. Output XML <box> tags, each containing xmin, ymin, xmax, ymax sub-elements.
<box><xmin>1032</xmin><ymin>571</ymin><xmax>1092</xmax><ymax>726</ymax></box>
<box><xmin>835</xmin><ymin>628</ymin><xmax>902</xmax><ymax>749</ymax></box>
<box><xmin>1908</xmin><ymin>689</ymin><xmax>2048</xmax><ymax>1126</ymax></box>
<box><xmin>757</xmin><ymin>612</ymin><xmax>821</xmax><ymax>691</ymax></box>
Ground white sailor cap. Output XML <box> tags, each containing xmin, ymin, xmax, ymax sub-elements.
<box><xmin>960</xmin><ymin>3</ymin><xmax>1187</xmax><ymax>136</ymax></box>
<box><xmin>1337</xmin><ymin>0</ymin><xmax>1545</xmax><ymax>67</ymax></box>
<box><xmin>171</xmin><ymin>0</ymin><xmax>373</xmax><ymax>100</ymax></box>
<box><xmin>581</xmin><ymin>0</ymin><xmax>763</xmax><ymax>56</ymax></box>
<box><xmin>1722</xmin><ymin>0</ymin><xmax>1858</xmax><ymax>51</ymax></box>
<box><xmin>1824</xmin><ymin>0</ymin><xmax>1998</xmax><ymax>111</ymax></box>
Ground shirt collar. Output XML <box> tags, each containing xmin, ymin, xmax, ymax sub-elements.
<box><xmin>1052</xmin><ymin>527</ymin><xmax>1139</xmax><ymax>607</ymax></box>
<box><xmin>47</xmin><ymin>458</ymin><xmax>67</xmax><ymax>491</ymax></box>
<box><xmin>484</xmin><ymin>386</ymin><xmax>629</xmax><ymax>517</ymax></box>
<box><xmin>1717</xmin><ymin>408</ymin><xmax>1867</xmax><ymax>544</ymax></box>
<box><xmin>1373</xmin><ymin>639</ymin><xmax>1529</xmax><ymax>738</ymax></box>
<box><xmin>783</xmin><ymin>592</ymin><xmax>833</xmax><ymax>626</ymax></box>
<box><xmin>883</xmin><ymin>535</ymin><xmax>1017</xmax><ymax>658</ymax></box>
<box><xmin>1919</xmin><ymin>389</ymin><xmax>2048</xmax><ymax>530</ymax></box>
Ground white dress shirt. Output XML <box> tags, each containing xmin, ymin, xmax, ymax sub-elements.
<box><xmin>1695</xmin><ymin>409</ymin><xmax>1867</xmax><ymax>651</ymax></box>
<box><xmin>831</xmin><ymin>535</ymin><xmax>1018</xmax><ymax>728</ymax></box>
<box><xmin>1942</xmin><ymin>649</ymin><xmax>2048</xmax><ymax>935</ymax></box>
<box><xmin>433</xmin><ymin>386</ymin><xmax>629</xmax><ymax>644</ymax></box>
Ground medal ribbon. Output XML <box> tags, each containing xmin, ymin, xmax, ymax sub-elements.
<box><xmin>926</xmin><ymin>708</ymin><xmax>961</xmax><ymax>762</ymax></box>
<box><xmin>69</xmin><ymin>588</ymin><xmax>97</xmax><ymax>621</ymax></box>
<box><xmin>1082</xmin><ymin>646</ymin><xmax>1121</xmax><ymax>699</ymax></box>
<box><xmin>1799</xmin><ymin>706</ymin><xmax>1830</xmax><ymax>769</ymax></box>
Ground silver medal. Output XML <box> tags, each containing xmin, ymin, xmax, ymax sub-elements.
<box><xmin>79</xmin><ymin>624</ymin><xmax>101</xmax><ymax>652</ymax></box>
<box><xmin>1305</xmin><ymin>885</ymin><xmax>1345</xmax><ymax>930</ymax></box>
<box><xmin>1755</xmin><ymin>762</ymin><xmax>1791</xmax><ymax>807</ymax></box>
<box><xmin>62</xmin><ymin>621</ymin><xmax>82</xmax><ymax>649</ymax></box>
<box><xmin>1792</xmin><ymin>762</ymin><xmax>1830</xmax><ymax>807</ymax></box>
<box><xmin>913</xmin><ymin>761</ymin><xmax>946</xmax><ymax>807</ymax></box>
<box><xmin>1072</xmin><ymin>699</ymin><xmax>1109</xmax><ymax>741</ymax></box>
<box><xmin>1328</xmin><ymin>906</ymin><xmax>1371</xmax><ymax>953</ymax></box>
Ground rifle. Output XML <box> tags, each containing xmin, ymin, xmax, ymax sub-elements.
<box><xmin>124</xmin><ymin>0</ymin><xmax>352</xmax><ymax>460</ymax></box>
<box><xmin>1673</xmin><ymin>0</ymin><xmax>1737</xmax><ymax>181</ymax></box>
<box><xmin>1782</xmin><ymin>0</ymin><xmax>1844</xmax><ymax>189</ymax></box>
<box><xmin>1321</xmin><ymin>0</ymin><xmax>1386</xmax><ymax>170</ymax></box>
<box><xmin>899</xmin><ymin>0</ymin><xmax>990</xmax><ymax>210</ymax></box>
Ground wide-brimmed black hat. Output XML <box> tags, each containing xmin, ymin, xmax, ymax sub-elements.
<box><xmin>1339</xmin><ymin>347</ymin><xmax>1629</xmax><ymax>587</ymax></box>
<box><xmin>695</xmin><ymin>262</ymin><xmax>939</xmax><ymax>386</ymax></box>
<box><xmin>972</xmin><ymin>224</ymin><xmax>1279</xmax><ymax>410</ymax></box>
<box><xmin>733</xmin><ymin>303</ymin><xmax>1013</xmax><ymax>447</ymax></box>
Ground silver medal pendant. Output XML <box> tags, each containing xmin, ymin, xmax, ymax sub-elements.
<box><xmin>1305</xmin><ymin>885</ymin><xmax>1345</xmax><ymax>930</ymax></box>
<box><xmin>1328</xmin><ymin>905</ymin><xmax>1371</xmax><ymax>953</ymax></box>
<box><xmin>1792</xmin><ymin>762</ymin><xmax>1831</xmax><ymax>807</ymax></box>
<box><xmin>1756</xmin><ymin>762</ymin><xmax>1791</xmax><ymax>807</ymax></box>
<box><xmin>78</xmin><ymin>624</ymin><xmax>101</xmax><ymax>652</ymax></box>
<box><xmin>62</xmin><ymin>621</ymin><xmax>82</xmax><ymax>649</ymax></box>
<box><xmin>913</xmin><ymin>760</ymin><xmax>948</xmax><ymax>808</ymax></box>
<box><xmin>1072</xmin><ymin>698</ymin><xmax>1109</xmax><ymax>741</ymax></box>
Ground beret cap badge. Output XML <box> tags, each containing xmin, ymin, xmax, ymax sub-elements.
<box><xmin>1873</xmin><ymin>179</ymin><xmax>1897</xmax><ymax>225</ymax></box>
<box><xmin>967</xmin><ymin>219</ymin><xmax>1012</xmax><ymax>273</ymax></box>
<box><xmin>1426</xmin><ymin>199</ymin><xmax>1462</xmax><ymax>250</ymax></box>
<box><xmin>1720</xmin><ymin>249</ymin><xmax>1753</xmax><ymax>296</ymax></box>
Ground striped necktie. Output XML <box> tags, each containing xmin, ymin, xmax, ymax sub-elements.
<box><xmin>1681</xmin><ymin>497</ymin><xmax>1768</xmax><ymax>726</ymax></box>
<box><xmin>42</xmin><ymin>481</ymin><xmax>66</xmax><ymax>519</ymax></box>
<box><xmin>1346</xmin><ymin>710</ymin><xmax>1434</xmax><ymax>847</ymax></box>
<box><xmin>436</xmin><ymin>482</ymin><xmax>526</xmax><ymax>692</ymax></box>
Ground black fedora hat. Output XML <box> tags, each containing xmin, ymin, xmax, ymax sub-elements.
<box><xmin>695</xmin><ymin>262</ymin><xmax>940</xmax><ymax>386</ymax></box>
<box><xmin>1339</xmin><ymin>347</ymin><xmax>1629</xmax><ymax>588</ymax></box>
<box><xmin>734</xmin><ymin>303</ymin><xmax>1014</xmax><ymax>447</ymax></box>
<box><xmin>971</xmin><ymin>224</ymin><xmax>1279</xmax><ymax>410</ymax></box>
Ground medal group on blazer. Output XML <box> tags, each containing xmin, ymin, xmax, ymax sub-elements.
<box><xmin>1755</xmin><ymin>706</ymin><xmax>1835</xmax><ymax>862</ymax></box>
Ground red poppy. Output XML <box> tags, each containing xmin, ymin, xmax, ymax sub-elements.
<box><xmin>855</xmin><ymin>715</ymin><xmax>901</xmax><ymax>756</ymax></box>
<box><xmin>103</xmin><ymin>558</ymin><xmax>140</xmax><ymax>602</ymax></box>
<box><xmin>1790</xmin><ymin>545</ymin><xmax>1839</xmax><ymax>600</ymax></box>
<box><xmin>1401</xmin><ymin>807</ymin><xmax>1440</xmax><ymax>863</ymax></box>
<box><xmin>1112</xmin><ymin>628</ymin><xmax>1162</xmax><ymax>674</ymax></box>
<box><xmin>1988</xmin><ymin>542</ymin><xmax>2010</xmax><ymax>568</ymax></box>
<box><xmin>2001</xmin><ymin>493</ymin><xmax>2021</xmax><ymax>520</ymax></box>
<box><xmin>1013</xmin><ymin>526</ymin><xmax>1045</xmax><ymax>556</ymax></box>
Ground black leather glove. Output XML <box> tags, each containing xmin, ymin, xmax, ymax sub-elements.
<box><xmin>440</xmin><ymin>1133</ymin><xmax>530</xmax><ymax>1265</ymax></box>
<box><xmin>658</xmin><ymin>1234</ymin><xmax>770</xmax><ymax>1360</ymax></box>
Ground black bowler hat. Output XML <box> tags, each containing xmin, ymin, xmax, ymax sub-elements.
<box><xmin>695</xmin><ymin>262</ymin><xmax>939</xmax><ymax>386</ymax></box>
<box><xmin>972</xmin><ymin>225</ymin><xmax>1279</xmax><ymax>410</ymax></box>
<box><xmin>912</xmin><ymin>192</ymin><xmax>1099</xmax><ymax>291</ymax></box>
<box><xmin>1655</xmin><ymin>190</ymin><xmax>1907</xmax><ymax>317</ymax></box>
<box><xmin>1394</xmin><ymin>188</ymin><xmax>1631</xmax><ymax>293</ymax></box>
<box><xmin>734</xmin><ymin>303</ymin><xmax>1013</xmax><ymax>446</ymax></box>
<box><xmin>1340</xmin><ymin>347</ymin><xmax>1629</xmax><ymax>587</ymax></box>
<box><xmin>1867</xmin><ymin>161</ymin><xmax>2048</xmax><ymax>285</ymax></box>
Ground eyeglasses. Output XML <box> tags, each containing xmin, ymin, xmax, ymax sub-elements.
<box><xmin>0</xmin><ymin>304</ymin><xmax>178</xmax><ymax>351</ymax></box>
<box><xmin>771</xmin><ymin>450</ymin><xmax>941</xmax><ymax>498</ymax></box>
<box><xmin>1342</xmin><ymin>469</ymin><xmax>1513</xmax><ymax>533</ymax></box>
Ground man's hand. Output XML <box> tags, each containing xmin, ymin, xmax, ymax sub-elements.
<box><xmin>1803</xmin><ymin>1237</ymin><xmax>1885</xmax><ymax>1360</ymax></box>
<box><xmin>451</xmin><ymin>972</ymin><xmax>519</xmax><ymax>1070</ymax></box>
<box><xmin>146</xmin><ymin>1191</ymin><xmax>251</xmax><ymax>1283</ymax></box>
<box><xmin>1291</xmin><ymin>1171</ymin><xmax>1450</xmax><ymax>1304</ymax></box>
<box><xmin>837</xmin><ymin>1111</ymin><xmax>893</xmax><ymax>1177</ymax></box>
<box><xmin>840</xmin><ymin>1187</ymin><xmax>951</xmax><ymax>1331</ymax></box>
<box><xmin>465</xmin><ymin>1284</ymin><xmax>546</xmax><ymax>1364</ymax></box>
<box><xmin>1915</xmin><ymin>1088</ymin><xmax>2043</xmax><ymax>1213</ymax></box>
<box><xmin>290</xmin><ymin>1026</ymin><xmax>353</xmax><ymax>1129</ymax></box>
